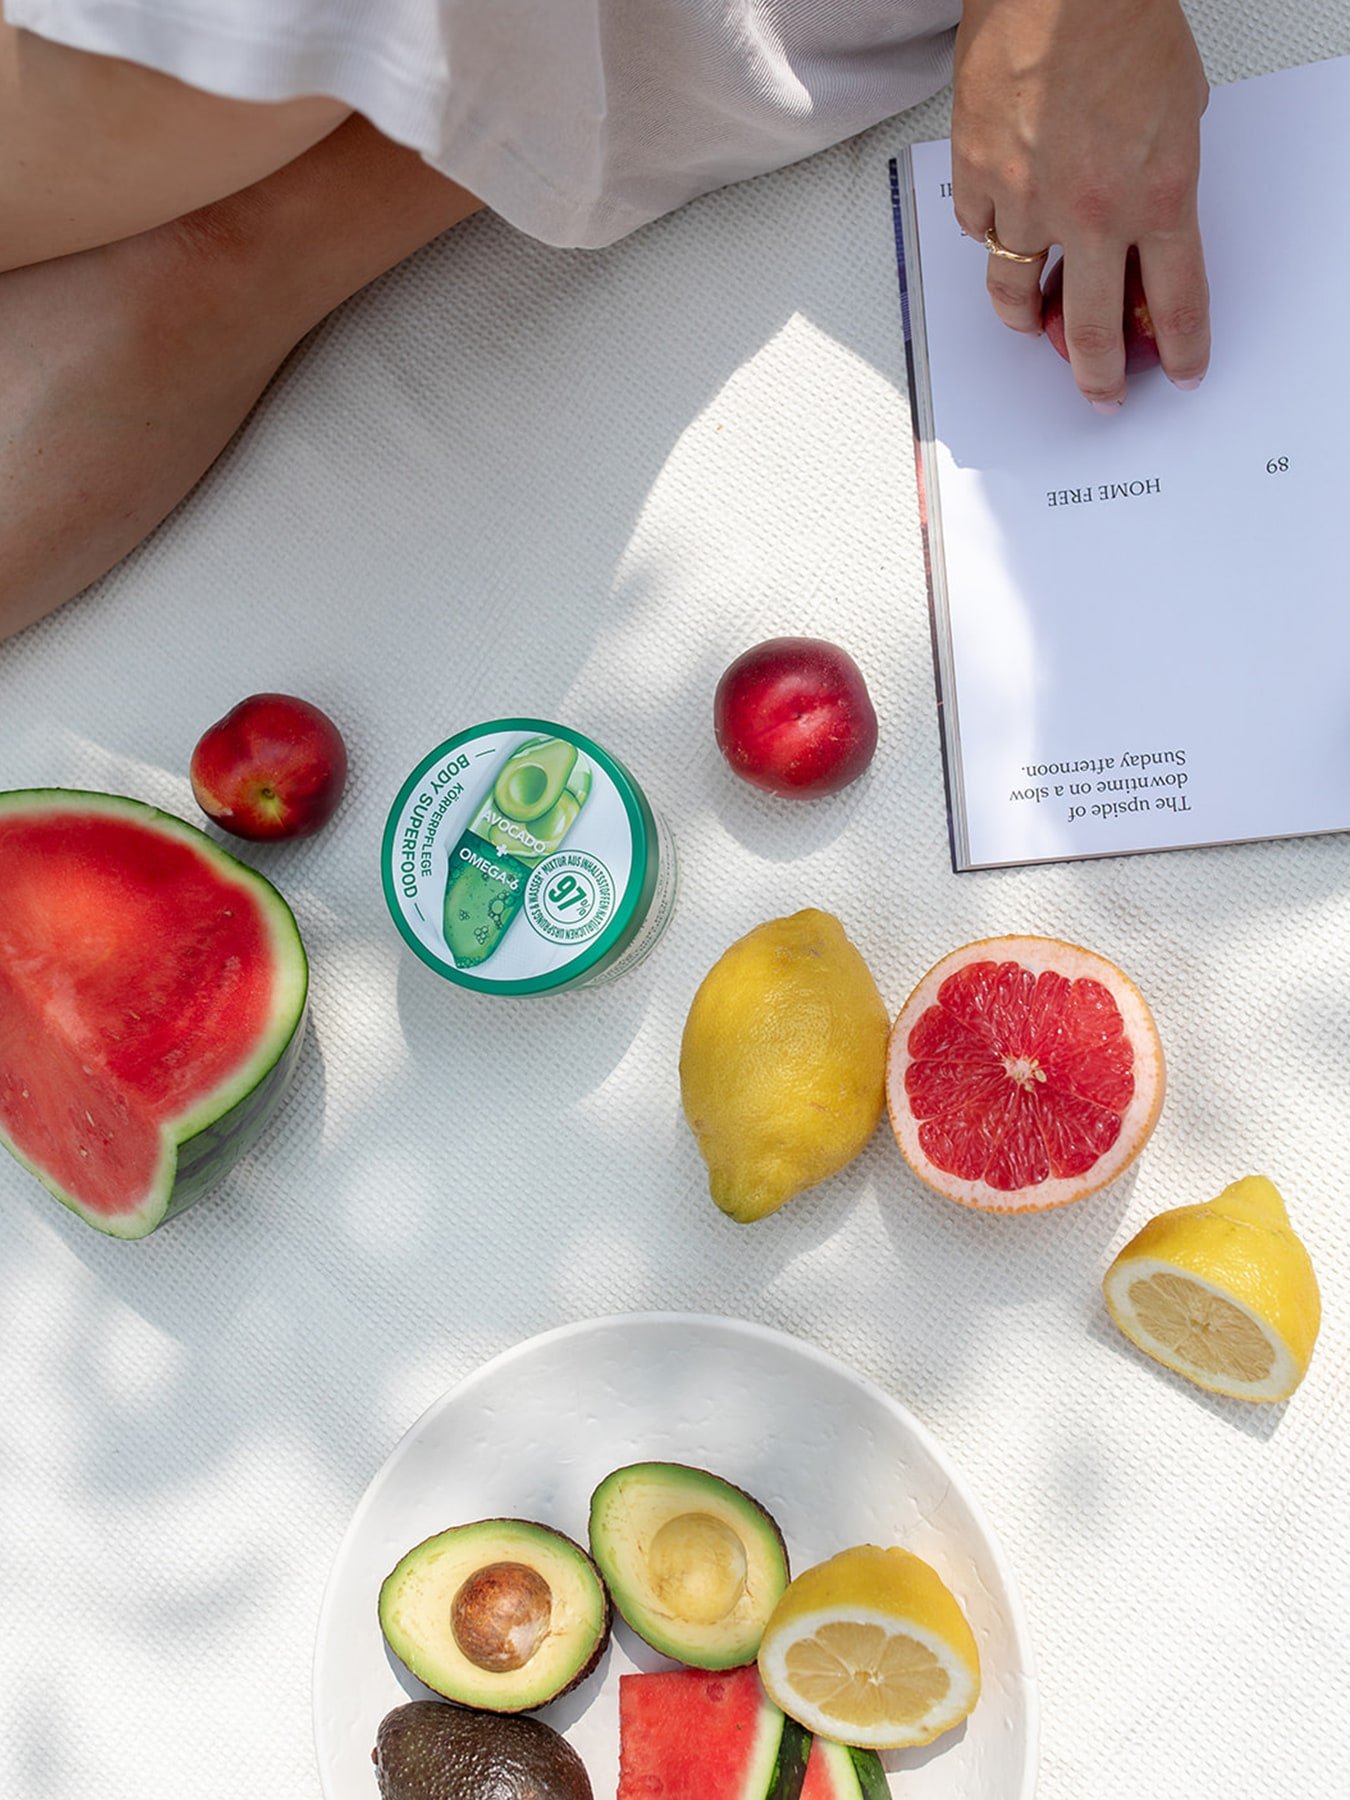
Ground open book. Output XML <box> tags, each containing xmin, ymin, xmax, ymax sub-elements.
<box><xmin>891</xmin><ymin>54</ymin><xmax>1350</xmax><ymax>870</ymax></box>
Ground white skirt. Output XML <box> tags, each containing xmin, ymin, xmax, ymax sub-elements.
<box><xmin>6</xmin><ymin>0</ymin><xmax>960</xmax><ymax>246</ymax></box>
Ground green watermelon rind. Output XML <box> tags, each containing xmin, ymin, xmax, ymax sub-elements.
<box><xmin>772</xmin><ymin>1716</ymin><xmax>813</xmax><ymax>1799</ymax></box>
<box><xmin>738</xmin><ymin>1693</ymin><xmax>810</xmax><ymax>1800</ymax></box>
<box><xmin>808</xmin><ymin>1740</ymin><xmax>891</xmax><ymax>1800</ymax></box>
<box><xmin>0</xmin><ymin>788</ymin><xmax>309</xmax><ymax>1239</ymax></box>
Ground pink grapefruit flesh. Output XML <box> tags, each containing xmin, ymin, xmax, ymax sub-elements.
<box><xmin>887</xmin><ymin>935</ymin><xmax>1164</xmax><ymax>1212</ymax></box>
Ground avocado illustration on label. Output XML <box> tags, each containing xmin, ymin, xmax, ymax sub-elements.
<box><xmin>484</xmin><ymin>761</ymin><xmax>592</xmax><ymax>865</ymax></box>
<box><xmin>493</xmin><ymin>735</ymin><xmax>577</xmax><ymax>823</ymax></box>
<box><xmin>443</xmin><ymin>738</ymin><xmax>592</xmax><ymax>968</ymax></box>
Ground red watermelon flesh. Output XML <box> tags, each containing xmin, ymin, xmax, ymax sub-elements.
<box><xmin>617</xmin><ymin>1665</ymin><xmax>811</xmax><ymax>1800</ymax></box>
<box><xmin>0</xmin><ymin>791</ymin><xmax>308</xmax><ymax>1237</ymax></box>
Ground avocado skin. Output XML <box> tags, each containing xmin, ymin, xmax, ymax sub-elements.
<box><xmin>373</xmin><ymin>1701</ymin><xmax>593</xmax><ymax>1800</ymax></box>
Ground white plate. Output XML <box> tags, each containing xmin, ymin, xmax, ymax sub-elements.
<box><xmin>313</xmin><ymin>1313</ymin><xmax>1038</xmax><ymax>1799</ymax></box>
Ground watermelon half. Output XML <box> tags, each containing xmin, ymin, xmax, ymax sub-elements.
<box><xmin>0</xmin><ymin>790</ymin><xmax>309</xmax><ymax>1238</ymax></box>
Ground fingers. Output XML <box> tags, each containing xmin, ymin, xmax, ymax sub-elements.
<box><xmin>1058</xmin><ymin>242</ymin><xmax>1129</xmax><ymax>410</ymax></box>
<box><xmin>1057</xmin><ymin>228</ymin><xmax>1211</xmax><ymax>407</ymax></box>
<box><xmin>1136</xmin><ymin>230</ymin><xmax>1210</xmax><ymax>388</ymax></box>
<box><xmin>957</xmin><ymin>202</ymin><xmax>1211</xmax><ymax>407</ymax></box>
<box><xmin>984</xmin><ymin>233</ymin><xmax>1049</xmax><ymax>336</ymax></box>
<box><xmin>952</xmin><ymin>188</ymin><xmax>1050</xmax><ymax>336</ymax></box>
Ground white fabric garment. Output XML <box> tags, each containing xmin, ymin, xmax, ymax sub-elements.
<box><xmin>5</xmin><ymin>0</ymin><xmax>961</xmax><ymax>245</ymax></box>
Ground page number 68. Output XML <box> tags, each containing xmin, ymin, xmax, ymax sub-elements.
<box><xmin>1266</xmin><ymin>456</ymin><xmax>1290</xmax><ymax>474</ymax></box>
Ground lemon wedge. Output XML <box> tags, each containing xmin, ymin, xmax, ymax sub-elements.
<box><xmin>1103</xmin><ymin>1175</ymin><xmax>1321</xmax><ymax>1402</ymax></box>
<box><xmin>756</xmin><ymin>1545</ymin><xmax>980</xmax><ymax>1749</ymax></box>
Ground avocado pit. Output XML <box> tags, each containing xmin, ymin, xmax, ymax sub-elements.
<box><xmin>647</xmin><ymin>1511</ymin><xmax>748</xmax><ymax>1624</ymax></box>
<box><xmin>452</xmin><ymin>1560</ymin><xmax>553</xmax><ymax>1672</ymax></box>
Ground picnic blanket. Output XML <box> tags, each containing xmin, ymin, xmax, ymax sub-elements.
<box><xmin>1</xmin><ymin>6</ymin><xmax>1347</xmax><ymax>1795</ymax></box>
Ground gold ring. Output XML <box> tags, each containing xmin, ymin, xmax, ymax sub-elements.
<box><xmin>983</xmin><ymin>227</ymin><xmax>1049</xmax><ymax>264</ymax></box>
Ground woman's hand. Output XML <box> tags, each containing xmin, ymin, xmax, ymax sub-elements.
<box><xmin>951</xmin><ymin>0</ymin><xmax>1210</xmax><ymax>408</ymax></box>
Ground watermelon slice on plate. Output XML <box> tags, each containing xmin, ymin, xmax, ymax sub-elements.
<box><xmin>617</xmin><ymin>1664</ymin><xmax>812</xmax><ymax>1800</ymax></box>
<box><xmin>0</xmin><ymin>789</ymin><xmax>308</xmax><ymax>1238</ymax></box>
<box><xmin>801</xmin><ymin>1738</ymin><xmax>889</xmax><ymax>1800</ymax></box>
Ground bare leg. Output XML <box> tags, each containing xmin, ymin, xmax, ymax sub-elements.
<box><xmin>0</xmin><ymin>115</ymin><xmax>481</xmax><ymax>640</ymax></box>
<box><xmin>0</xmin><ymin>25</ymin><xmax>351</xmax><ymax>268</ymax></box>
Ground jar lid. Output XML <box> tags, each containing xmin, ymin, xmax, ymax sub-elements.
<box><xmin>381</xmin><ymin>719</ymin><xmax>661</xmax><ymax>995</ymax></box>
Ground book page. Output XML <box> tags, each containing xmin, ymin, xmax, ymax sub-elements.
<box><xmin>903</xmin><ymin>56</ymin><xmax>1350</xmax><ymax>868</ymax></box>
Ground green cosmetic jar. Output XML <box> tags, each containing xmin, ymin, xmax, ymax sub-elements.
<box><xmin>382</xmin><ymin>718</ymin><xmax>677</xmax><ymax>995</ymax></box>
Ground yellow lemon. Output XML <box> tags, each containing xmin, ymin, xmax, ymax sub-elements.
<box><xmin>756</xmin><ymin>1545</ymin><xmax>981</xmax><ymax>1749</ymax></box>
<box><xmin>679</xmin><ymin>910</ymin><xmax>888</xmax><ymax>1223</ymax></box>
<box><xmin>1103</xmin><ymin>1175</ymin><xmax>1321</xmax><ymax>1402</ymax></box>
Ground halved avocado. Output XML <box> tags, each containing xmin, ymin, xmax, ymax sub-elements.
<box><xmin>379</xmin><ymin>1519</ymin><xmax>611</xmax><ymax>1711</ymax></box>
<box><xmin>588</xmin><ymin>1462</ymin><xmax>790</xmax><ymax>1669</ymax></box>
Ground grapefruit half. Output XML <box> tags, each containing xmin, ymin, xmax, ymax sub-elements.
<box><xmin>886</xmin><ymin>935</ymin><xmax>1164</xmax><ymax>1213</ymax></box>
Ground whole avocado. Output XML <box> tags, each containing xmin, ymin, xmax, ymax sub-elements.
<box><xmin>373</xmin><ymin>1701</ymin><xmax>593</xmax><ymax>1800</ymax></box>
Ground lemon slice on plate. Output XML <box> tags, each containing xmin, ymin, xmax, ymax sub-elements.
<box><xmin>1104</xmin><ymin>1175</ymin><xmax>1321</xmax><ymax>1402</ymax></box>
<box><xmin>756</xmin><ymin>1545</ymin><xmax>980</xmax><ymax>1749</ymax></box>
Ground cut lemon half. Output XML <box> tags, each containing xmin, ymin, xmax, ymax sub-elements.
<box><xmin>756</xmin><ymin>1545</ymin><xmax>980</xmax><ymax>1749</ymax></box>
<box><xmin>1104</xmin><ymin>1175</ymin><xmax>1320</xmax><ymax>1403</ymax></box>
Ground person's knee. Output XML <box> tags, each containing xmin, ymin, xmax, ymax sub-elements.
<box><xmin>0</xmin><ymin>23</ymin><xmax>350</xmax><ymax>268</ymax></box>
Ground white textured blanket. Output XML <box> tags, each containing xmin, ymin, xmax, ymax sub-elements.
<box><xmin>2</xmin><ymin>7</ymin><xmax>1348</xmax><ymax>1796</ymax></box>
